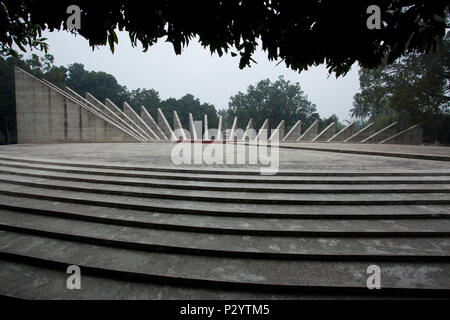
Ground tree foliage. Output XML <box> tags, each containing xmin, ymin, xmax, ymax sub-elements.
<box><xmin>1</xmin><ymin>1</ymin><xmax>448</xmax><ymax>76</ymax></box>
<box><xmin>352</xmin><ymin>36</ymin><xmax>450</xmax><ymax>142</ymax></box>
<box><xmin>226</xmin><ymin>76</ymin><xmax>318</xmax><ymax>130</ymax></box>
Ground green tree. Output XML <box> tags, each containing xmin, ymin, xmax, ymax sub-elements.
<box><xmin>226</xmin><ymin>76</ymin><xmax>317</xmax><ymax>131</ymax></box>
<box><xmin>352</xmin><ymin>36</ymin><xmax>450</xmax><ymax>142</ymax></box>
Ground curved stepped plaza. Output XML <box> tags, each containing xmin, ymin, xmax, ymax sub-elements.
<box><xmin>0</xmin><ymin>143</ymin><xmax>450</xmax><ymax>299</ymax></box>
<box><xmin>3</xmin><ymin>65</ymin><xmax>450</xmax><ymax>299</ymax></box>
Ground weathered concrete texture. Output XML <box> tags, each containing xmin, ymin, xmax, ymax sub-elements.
<box><xmin>203</xmin><ymin>114</ymin><xmax>209</xmax><ymax>140</ymax></box>
<box><xmin>344</xmin><ymin>123</ymin><xmax>375</xmax><ymax>143</ymax></box>
<box><xmin>328</xmin><ymin>122</ymin><xmax>355</xmax><ymax>142</ymax></box>
<box><xmin>362</xmin><ymin>122</ymin><xmax>398</xmax><ymax>143</ymax></box>
<box><xmin>123</xmin><ymin>102</ymin><xmax>157</xmax><ymax>140</ymax></box>
<box><xmin>216</xmin><ymin>116</ymin><xmax>223</xmax><ymax>140</ymax></box>
<box><xmin>283</xmin><ymin>120</ymin><xmax>302</xmax><ymax>142</ymax></box>
<box><xmin>85</xmin><ymin>93</ymin><xmax>145</xmax><ymax>142</ymax></box>
<box><xmin>0</xmin><ymin>150</ymin><xmax>450</xmax><ymax>299</ymax></box>
<box><xmin>15</xmin><ymin>67</ymin><xmax>137</xmax><ymax>144</ymax></box>
<box><xmin>141</xmin><ymin>107</ymin><xmax>167</xmax><ymax>140</ymax></box>
<box><xmin>227</xmin><ymin>117</ymin><xmax>238</xmax><ymax>140</ymax></box>
<box><xmin>297</xmin><ymin>120</ymin><xmax>319</xmax><ymax>142</ymax></box>
<box><xmin>255</xmin><ymin>119</ymin><xmax>269</xmax><ymax>141</ymax></box>
<box><xmin>269</xmin><ymin>120</ymin><xmax>285</xmax><ymax>141</ymax></box>
<box><xmin>242</xmin><ymin>119</ymin><xmax>255</xmax><ymax>141</ymax></box>
<box><xmin>380</xmin><ymin>124</ymin><xmax>423</xmax><ymax>145</ymax></box>
<box><xmin>188</xmin><ymin>113</ymin><xmax>198</xmax><ymax>140</ymax></box>
<box><xmin>157</xmin><ymin>108</ymin><xmax>176</xmax><ymax>141</ymax></box>
<box><xmin>312</xmin><ymin>122</ymin><xmax>336</xmax><ymax>142</ymax></box>
<box><xmin>103</xmin><ymin>98</ymin><xmax>143</xmax><ymax>140</ymax></box>
<box><xmin>173</xmin><ymin>110</ymin><xmax>187</xmax><ymax>140</ymax></box>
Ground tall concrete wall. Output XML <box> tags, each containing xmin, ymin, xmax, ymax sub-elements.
<box><xmin>15</xmin><ymin>67</ymin><xmax>137</xmax><ymax>144</ymax></box>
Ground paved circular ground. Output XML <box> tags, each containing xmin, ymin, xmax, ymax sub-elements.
<box><xmin>1</xmin><ymin>142</ymin><xmax>449</xmax><ymax>171</ymax></box>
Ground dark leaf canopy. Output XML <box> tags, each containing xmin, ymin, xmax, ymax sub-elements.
<box><xmin>0</xmin><ymin>1</ymin><xmax>448</xmax><ymax>76</ymax></box>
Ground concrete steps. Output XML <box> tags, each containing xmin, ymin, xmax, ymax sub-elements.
<box><xmin>0</xmin><ymin>155</ymin><xmax>449</xmax><ymax>298</ymax></box>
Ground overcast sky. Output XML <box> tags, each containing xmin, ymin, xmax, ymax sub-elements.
<box><xmin>29</xmin><ymin>30</ymin><xmax>360</xmax><ymax>121</ymax></box>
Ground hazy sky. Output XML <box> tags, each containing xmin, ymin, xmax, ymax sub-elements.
<box><xmin>30</xmin><ymin>30</ymin><xmax>360</xmax><ymax>121</ymax></box>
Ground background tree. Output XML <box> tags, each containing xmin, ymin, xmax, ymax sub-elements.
<box><xmin>226</xmin><ymin>76</ymin><xmax>318</xmax><ymax>131</ymax></box>
<box><xmin>351</xmin><ymin>36</ymin><xmax>450</xmax><ymax>143</ymax></box>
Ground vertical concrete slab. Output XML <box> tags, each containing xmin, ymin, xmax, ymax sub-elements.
<box><xmin>344</xmin><ymin>123</ymin><xmax>375</xmax><ymax>143</ymax></box>
<box><xmin>203</xmin><ymin>114</ymin><xmax>209</xmax><ymax>140</ymax></box>
<box><xmin>282</xmin><ymin>120</ymin><xmax>301</xmax><ymax>142</ymax></box>
<box><xmin>173</xmin><ymin>110</ymin><xmax>187</xmax><ymax>140</ymax></box>
<box><xmin>312</xmin><ymin>122</ymin><xmax>336</xmax><ymax>142</ymax></box>
<box><xmin>297</xmin><ymin>120</ymin><xmax>318</xmax><ymax>142</ymax></box>
<box><xmin>141</xmin><ymin>106</ymin><xmax>168</xmax><ymax>140</ymax></box>
<box><xmin>227</xmin><ymin>117</ymin><xmax>238</xmax><ymax>140</ymax></box>
<box><xmin>361</xmin><ymin>122</ymin><xmax>398</xmax><ymax>143</ymax></box>
<box><xmin>216</xmin><ymin>116</ymin><xmax>223</xmax><ymax>140</ymax></box>
<box><xmin>188</xmin><ymin>113</ymin><xmax>198</xmax><ymax>140</ymax></box>
<box><xmin>255</xmin><ymin>119</ymin><xmax>269</xmax><ymax>141</ymax></box>
<box><xmin>123</xmin><ymin>102</ymin><xmax>158</xmax><ymax>140</ymax></box>
<box><xmin>328</xmin><ymin>122</ymin><xmax>355</xmax><ymax>142</ymax></box>
<box><xmin>157</xmin><ymin>108</ymin><xmax>177</xmax><ymax>141</ymax></box>
<box><xmin>242</xmin><ymin>119</ymin><xmax>255</xmax><ymax>141</ymax></box>
<box><xmin>380</xmin><ymin>124</ymin><xmax>423</xmax><ymax>145</ymax></box>
<box><xmin>269</xmin><ymin>120</ymin><xmax>285</xmax><ymax>142</ymax></box>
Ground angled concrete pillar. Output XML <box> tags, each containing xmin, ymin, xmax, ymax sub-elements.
<box><xmin>380</xmin><ymin>124</ymin><xmax>422</xmax><ymax>145</ymax></box>
<box><xmin>104</xmin><ymin>98</ymin><xmax>150</xmax><ymax>141</ymax></box>
<box><xmin>188</xmin><ymin>113</ymin><xmax>198</xmax><ymax>140</ymax></box>
<box><xmin>173</xmin><ymin>110</ymin><xmax>187</xmax><ymax>140</ymax></box>
<box><xmin>362</xmin><ymin>122</ymin><xmax>398</xmax><ymax>143</ymax></box>
<box><xmin>297</xmin><ymin>120</ymin><xmax>318</xmax><ymax>142</ymax></box>
<box><xmin>86</xmin><ymin>93</ymin><xmax>146</xmax><ymax>141</ymax></box>
<box><xmin>203</xmin><ymin>114</ymin><xmax>209</xmax><ymax>140</ymax></box>
<box><xmin>269</xmin><ymin>120</ymin><xmax>285</xmax><ymax>141</ymax></box>
<box><xmin>282</xmin><ymin>120</ymin><xmax>301</xmax><ymax>142</ymax></box>
<box><xmin>216</xmin><ymin>116</ymin><xmax>223</xmax><ymax>140</ymax></box>
<box><xmin>242</xmin><ymin>119</ymin><xmax>255</xmax><ymax>141</ymax></box>
<box><xmin>312</xmin><ymin>122</ymin><xmax>336</xmax><ymax>142</ymax></box>
<box><xmin>64</xmin><ymin>87</ymin><xmax>142</xmax><ymax>142</ymax></box>
<box><xmin>123</xmin><ymin>102</ymin><xmax>158</xmax><ymax>140</ymax></box>
<box><xmin>255</xmin><ymin>119</ymin><xmax>269</xmax><ymax>141</ymax></box>
<box><xmin>157</xmin><ymin>108</ymin><xmax>177</xmax><ymax>141</ymax></box>
<box><xmin>328</xmin><ymin>121</ymin><xmax>355</xmax><ymax>142</ymax></box>
<box><xmin>141</xmin><ymin>106</ymin><xmax>168</xmax><ymax>140</ymax></box>
<box><xmin>344</xmin><ymin>123</ymin><xmax>375</xmax><ymax>143</ymax></box>
<box><xmin>227</xmin><ymin>117</ymin><xmax>238</xmax><ymax>140</ymax></box>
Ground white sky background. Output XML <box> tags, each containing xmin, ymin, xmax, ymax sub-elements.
<box><xmin>29</xmin><ymin>30</ymin><xmax>360</xmax><ymax>121</ymax></box>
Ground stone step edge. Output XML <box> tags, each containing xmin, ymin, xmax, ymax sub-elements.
<box><xmin>277</xmin><ymin>144</ymin><xmax>450</xmax><ymax>162</ymax></box>
<box><xmin>2</xmin><ymin>178</ymin><xmax>450</xmax><ymax>206</ymax></box>
<box><xmin>1</xmin><ymin>156</ymin><xmax>449</xmax><ymax>177</ymax></box>
<box><xmin>1</xmin><ymin>168</ymin><xmax>450</xmax><ymax>193</ymax></box>
<box><xmin>1</xmin><ymin>224</ymin><xmax>450</xmax><ymax>263</ymax></box>
<box><xmin>2</xmin><ymin>204</ymin><xmax>449</xmax><ymax>238</ymax></box>
<box><xmin>1</xmin><ymin>189</ymin><xmax>450</xmax><ymax>219</ymax></box>
<box><xmin>0</xmin><ymin>250</ymin><xmax>449</xmax><ymax>297</ymax></box>
<box><xmin>2</xmin><ymin>161</ymin><xmax>450</xmax><ymax>185</ymax></box>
